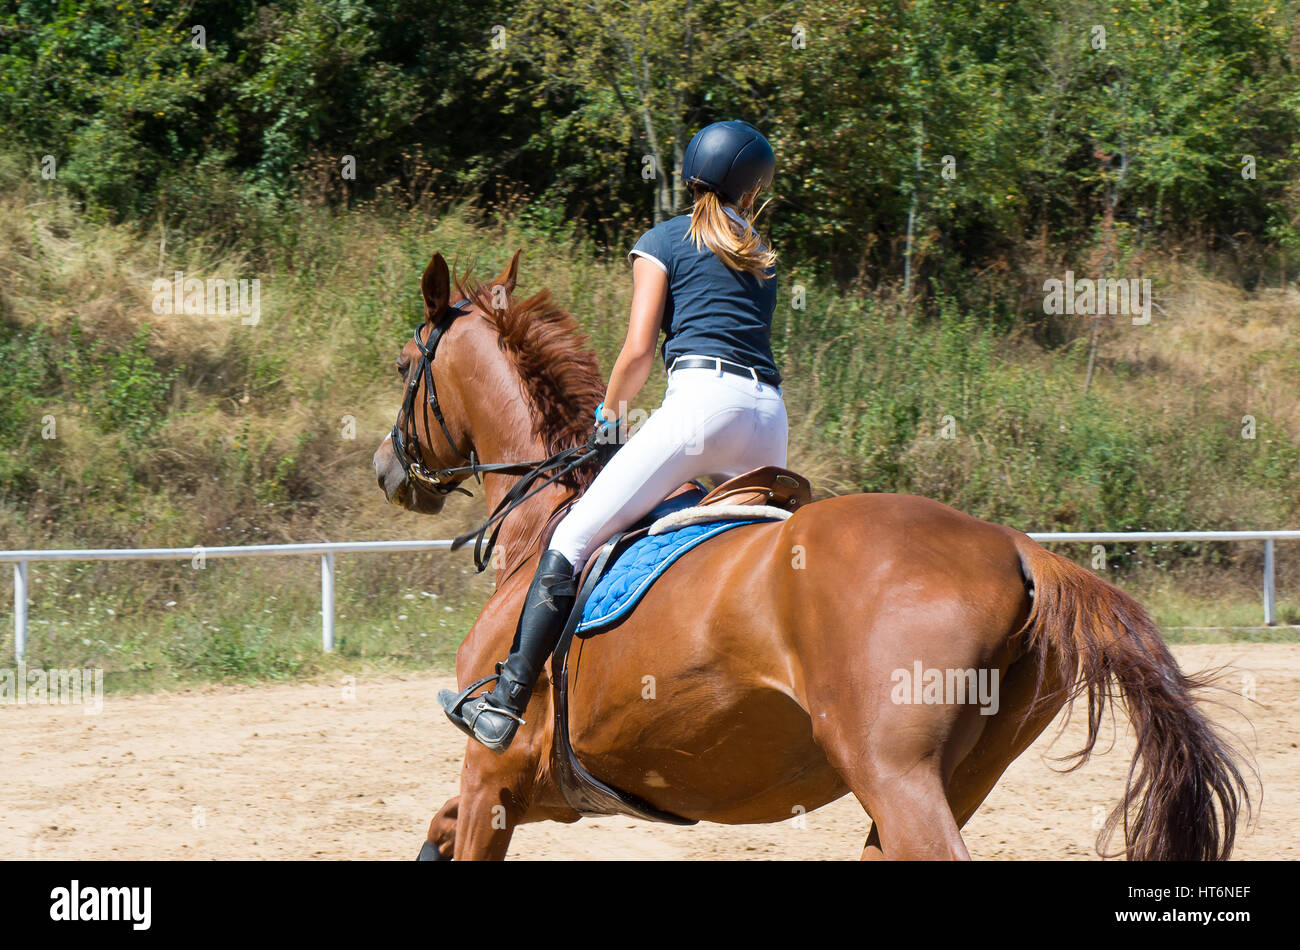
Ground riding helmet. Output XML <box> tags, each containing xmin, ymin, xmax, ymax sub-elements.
<box><xmin>680</xmin><ymin>120</ymin><xmax>775</xmax><ymax>205</ymax></box>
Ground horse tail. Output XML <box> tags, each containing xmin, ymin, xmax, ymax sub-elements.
<box><xmin>1013</xmin><ymin>538</ymin><xmax>1253</xmax><ymax>860</ymax></box>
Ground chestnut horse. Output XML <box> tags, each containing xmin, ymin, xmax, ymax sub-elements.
<box><xmin>373</xmin><ymin>250</ymin><xmax>1250</xmax><ymax>860</ymax></box>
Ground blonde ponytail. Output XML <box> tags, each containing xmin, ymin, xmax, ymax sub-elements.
<box><xmin>686</xmin><ymin>186</ymin><xmax>776</xmax><ymax>278</ymax></box>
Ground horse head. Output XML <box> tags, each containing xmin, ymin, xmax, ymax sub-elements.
<box><xmin>372</xmin><ymin>248</ymin><xmax>602</xmax><ymax>532</ymax></box>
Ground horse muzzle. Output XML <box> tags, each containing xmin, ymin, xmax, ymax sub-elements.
<box><xmin>374</xmin><ymin>438</ymin><xmax>446</xmax><ymax>515</ymax></box>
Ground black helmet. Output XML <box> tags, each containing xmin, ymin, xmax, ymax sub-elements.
<box><xmin>681</xmin><ymin>120</ymin><xmax>775</xmax><ymax>205</ymax></box>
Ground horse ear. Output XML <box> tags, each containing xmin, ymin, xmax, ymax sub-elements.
<box><xmin>421</xmin><ymin>252</ymin><xmax>451</xmax><ymax>323</ymax></box>
<box><xmin>491</xmin><ymin>249</ymin><xmax>521</xmax><ymax>297</ymax></box>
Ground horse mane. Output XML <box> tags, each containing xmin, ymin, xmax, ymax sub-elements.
<box><xmin>455</xmin><ymin>273</ymin><xmax>605</xmax><ymax>490</ymax></box>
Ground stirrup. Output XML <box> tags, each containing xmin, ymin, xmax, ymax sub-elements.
<box><xmin>438</xmin><ymin>669</ymin><xmax>526</xmax><ymax>739</ymax></box>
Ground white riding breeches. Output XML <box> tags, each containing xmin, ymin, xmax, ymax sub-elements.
<box><xmin>548</xmin><ymin>362</ymin><xmax>788</xmax><ymax>571</ymax></box>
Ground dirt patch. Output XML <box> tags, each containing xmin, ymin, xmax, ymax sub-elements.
<box><xmin>3</xmin><ymin>644</ymin><xmax>1293</xmax><ymax>860</ymax></box>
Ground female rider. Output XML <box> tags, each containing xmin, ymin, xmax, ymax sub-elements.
<box><xmin>441</xmin><ymin>120</ymin><xmax>789</xmax><ymax>752</ymax></box>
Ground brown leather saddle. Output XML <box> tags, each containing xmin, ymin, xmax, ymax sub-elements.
<box><xmin>695</xmin><ymin>465</ymin><xmax>810</xmax><ymax>510</ymax></box>
<box><xmin>546</xmin><ymin>465</ymin><xmax>811</xmax><ymax>824</ymax></box>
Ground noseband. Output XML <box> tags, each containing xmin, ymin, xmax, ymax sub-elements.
<box><xmin>388</xmin><ymin>298</ymin><xmax>606</xmax><ymax>572</ymax></box>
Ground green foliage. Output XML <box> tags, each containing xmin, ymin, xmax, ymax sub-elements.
<box><xmin>165</xmin><ymin>621</ymin><xmax>316</xmax><ymax>681</ymax></box>
<box><xmin>0</xmin><ymin>0</ymin><xmax>230</xmax><ymax>217</ymax></box>
<box><xmin>2</xmin><ymin>0</ymin><xmax>1296</xmax><ymax>280</ymax></box>
<box><xmin>60</xmin><ymin>322</ymin><xmax>176</xmax><ymax>444</ymax></box>
<box><xmin>0</xmin><ymin>324</ymin><xmax>61</xmax><ymax>494</ymax></box>
<box><xmin>498</xmin><ymin>0</ymin><xmax>774</xmax><ymax>227</ymax></box>
<box><xmin>0</xmin><ymin>324</ymin><xmax>60</xmax><ymax>443</ymax></box>
<box><xmin>786</xmin><ymin>287</ymin><xmax>1300</xmax><ymax>542</ymax></box>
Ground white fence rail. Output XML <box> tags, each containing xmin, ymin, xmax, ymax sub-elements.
<box><xmin>2</xmin><ymin>531</ymin><xmax>1295</xmax><ymax>662</ymax></box>
<box><xmin>0</xmin><ymin>540</ymin><xmax>451</xmax><ymax>661</ymax></box>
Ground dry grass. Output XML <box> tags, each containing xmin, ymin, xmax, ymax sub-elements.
<box><xmin>2</xmin><ymin>163</ymin><xmax>1299</xmax><ymax>687</ymax></box>
<box><xmin>1094</xmin><ymin>261</ymin><xmax>1300</xmax><ymax>439</ymax></box>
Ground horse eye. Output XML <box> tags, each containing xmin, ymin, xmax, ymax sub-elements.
<box><xmin>395</xmin><ymin>358</ymin><xmax>409</xmax><ymax>380</ymax></box>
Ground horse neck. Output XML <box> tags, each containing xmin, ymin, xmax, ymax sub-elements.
<box><xmin>457</xmin><ymin>323</ymin><xmax>574</xmax><ymax>587</ymax></box>
<box><xmin>481</xmin><ymin>474</ymin><xmax>570</xmax><ymax>587</ymax></box>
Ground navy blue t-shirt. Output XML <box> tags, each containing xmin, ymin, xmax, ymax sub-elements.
<box><xmin>629</xmin><ymin>212</ymin><xmax>781</xmax><ymax>385</ymax></box>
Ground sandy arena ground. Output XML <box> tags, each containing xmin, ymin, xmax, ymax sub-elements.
<box><xmin>3</xmin><ymin>643</ymin><xmax>1295</xmax><ymax>860</ymax></box>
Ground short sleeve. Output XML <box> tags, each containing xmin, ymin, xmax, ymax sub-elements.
<box><xmin>628</xmin><ymin>226</ymin><xmax>670</xmax><ymax>275</ymax></box>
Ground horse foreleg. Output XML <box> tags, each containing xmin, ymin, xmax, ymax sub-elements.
<box><xmin>418</xmin><ymin>795</ymin><xmax>459</xmax><ymax>861</ymax></box>
<box><xmin>449</xmin><ymin>748</ymin><xmax>540</xmax><ymax>860</ymax></box>
<box><xmin>861</xmin><ymin>823</ymin><xmax>885</xmax><ymax>860</ymax></box>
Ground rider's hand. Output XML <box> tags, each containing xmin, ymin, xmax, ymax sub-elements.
<box><xmin>587</xmin><ymin>403</ymin><xmax>625</xmax><ymax>467</ymax></box>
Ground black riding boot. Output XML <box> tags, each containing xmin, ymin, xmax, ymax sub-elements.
<box><xmin>438</xmin><ymin>549</ymin><xmax>576</xmax><ymax>754</ymax></box>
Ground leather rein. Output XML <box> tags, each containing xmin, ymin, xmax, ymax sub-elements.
<box><xmin>390</xmin><ymin>299</ymin><xmax>602</xmax><ymax>573</ymax></box>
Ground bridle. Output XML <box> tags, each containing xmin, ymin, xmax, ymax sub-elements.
<box><xmin>388</xmin><ymin>298</ymin><xmax>607</xmax><ymax>572</ymax></box>
<box><xmin>389</xmin><ymin>298</ymin><xmax>480</xmax><ymax>498</ymax></box>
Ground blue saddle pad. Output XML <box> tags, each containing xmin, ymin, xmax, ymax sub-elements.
<box><xmin>575</xmin><ymin>517</ymin><xmax>771</xmax><ymax>633</ymax></box>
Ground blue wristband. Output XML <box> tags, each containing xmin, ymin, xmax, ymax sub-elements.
<box><xmin>595</xmin><ymin>402</ymin><xmax>610</xmax><ymax>426</ymax></box>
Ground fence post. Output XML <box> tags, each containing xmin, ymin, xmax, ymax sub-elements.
<box><xmin>1263</xmin><ymin>538</ymin><xmax>1276</xmax><ymax>626</ymax></box>
<box><xmin>321</xmin><ymin>553</ymin><xmax>335</xmax><ymax>652</ymax></box>
<box><xmin>14</xmin><ymin>560</ymin><xmax>27</xmax><ymax>661</ymax></box>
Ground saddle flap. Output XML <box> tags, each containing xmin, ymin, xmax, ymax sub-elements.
<box><xmin>698</xmin><ymin>466</ymin><xmax>812</xmax><ymax>512</ymax></box>
<box><xmin>550</xmin><ymin>532</ymin><xmax>698</xmax><ymax>826</ymax></box>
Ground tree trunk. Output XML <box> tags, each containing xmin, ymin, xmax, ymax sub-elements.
<box><xmin>1083</xmin><ymin>313</ymin><xmax>1101</xmax><ymax>396</ymax></box>
<box><xmin>639</xmin><ymin>94</ymin><xmax>669</xmax><ymax>224</ymax></box>
<box><xmin>903</xmin><ymin>128</ymin><xmax>923</xmax><ymax>306</ymax></box>
<box><xmin>672</xmin><ymin>135</ymin><xmax>685</xmax><ymax>216</ymax></box>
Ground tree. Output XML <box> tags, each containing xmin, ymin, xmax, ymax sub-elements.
<box><xmin>499</xmin><ymin>0</ymin><xmax>792</xmax><ymax>223</ymax></box>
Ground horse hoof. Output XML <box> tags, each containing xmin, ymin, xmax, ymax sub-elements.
<box><xmin>417</xmin><ymin>840</ymin><xmax>451</xmax><ymax>861</ymax></box>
